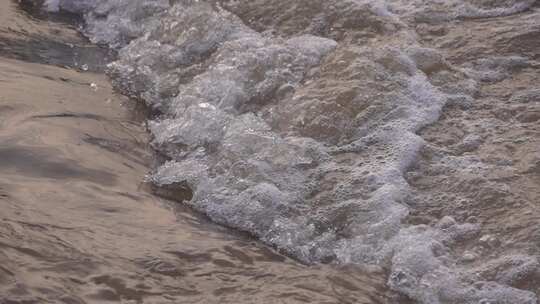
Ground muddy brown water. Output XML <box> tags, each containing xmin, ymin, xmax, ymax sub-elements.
<box><xmin>0</xmin><ymin>1</ymin><xmax>393</xmax><ymax>303</ymax></box>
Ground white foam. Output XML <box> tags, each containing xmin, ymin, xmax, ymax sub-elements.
<box><xmin>49</xmin><ymin>0</ymin><xmax>539</xmax><ymax>303</ymax></box>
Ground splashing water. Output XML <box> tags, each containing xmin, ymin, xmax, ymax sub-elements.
<box><xmin>45</xmin><ymin>0</ymin><xmax>540</xmax><ymax>303</ymax></box>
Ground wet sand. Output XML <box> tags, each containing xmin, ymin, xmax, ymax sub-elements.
<box><xmin>0</xmin><ymin>1</ymin><xmax>391</xmax><ymax>303</ymax></box>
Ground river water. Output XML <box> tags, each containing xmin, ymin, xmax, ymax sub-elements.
<box><xmin>2</xmin><ymin>0</ymin><xmax>540</xmax><ymax>303</ymax></box>
<box><xmin>0</xmin><ymin>1</ymin><xmax>393</xmax><ymax>303</ymax></box>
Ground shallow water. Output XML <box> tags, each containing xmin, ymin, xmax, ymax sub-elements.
<box><xmin>50</xmin><ymin>0</ymin><xmax>540</xmax><ymax>303</ymax></box>
<box><xmin>3</xmin><ymin>0</ymin><xmax>540</xmax><ymax>303</ymax></box>
<box><xmin>0</xmin><ymin>1</ymin><xmax>394</xmax><ymax>303</ymax></box>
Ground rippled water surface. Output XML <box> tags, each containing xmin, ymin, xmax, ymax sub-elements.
<box><xmin>0</xmin><ymin>1</ymin><xmax>393</xmax><ymax>303</ymax></box>
<box><xmin>2</xmin><ymin>0</ymin><xmax>540</xmax><ymax>303</ymax></box>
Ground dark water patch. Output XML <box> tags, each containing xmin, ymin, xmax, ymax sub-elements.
<box><xmin>0</xmin><ymin>266</ymin><xmax>14</xmax><ymax>277</ymax></box>
<box><xmin>5</xmin><ymin>219</ymin><xmax>83</xmax><ymax>232</ymax></box>
<box><xmin>2</xmin><ymin>297</ymin><xmax>40</xmax><ymax>304</ymax></box>
<box><xmin>82</xmin><ymin>135</ymin><xmax>126</xmax><ymax>152</ymax></box>
<box><xmin>31</xmin><ymin>112</ymin><xmax>105</xmax><ymax>121</ymax></box>
<box><xmin>250</xmin><ymin>245</ymin><xmax>287</xmax><ymax>263</ymax></box>
<box><xmin>0</xmin><ymin>186</ymin><xmax>9</xmax><ymax>199</ymax></box>
<box><xmin>91</xmin><ymin>275</ymin><xmax>158</xmax><ymax>302</ymax></box>
<box><xmin>98</xmin><ymin>207</ymin><xmax>124</xmax><ymax>214</ymax></box>
<box><xmin>0</xmin><ymin>0</ymin><xmax>116</xmax><ymax>71</ymax></box>
<box><xmin>57</xmin><ymin>76</ymin><xmax>91</xmax><ymax>86</ymax></box>
<box><xmin>0</xmin><ymin>241</ymin><xmax>45</xmax><ymax>259</ymax></box>
<box><xmin>328</xmin><ymin>276</ymin><xmax>362</xmax><ymax>292</ymax></box>
<box><xmin>165</xmin><ymin>250</ymin><xmax>213</xmax><ymax>264</ymax></box>
<box><xmin>0</xmin><ymin>265</ymin><xmax>15</xmax><ymax>285</ymax></box>
<box><xmin>87</xmin><ymin>289</ymin><xmax>121</xmax><ymax>302</ymax></box>
<box><xmin>137</xmin><ymin>256</ymin><xmax>186</xmax><ymax>277</ymax></box>
<box><xmin>150</xmin><ymin>181</ymin><xmax>193</xmax><ymax>203</ymax></box>
<box><xmin>148</xmin><ymin>263</ymin><xmax>184</xmax><ymax>277</ymax></box>
<box><xmin>16</xmin><ymin>0</ymin><xmax>82</xmax><ymax>25</ymax></box>
<box><xmin>0</xmin><ymin>34</ymin><xmax>115</xmax><ymax>71</ymax></box>
<box><xmin>0</xmin><ymin>146</ymin><xmax>116</xmax><ymax>185</ymax></box>
<box><xmin>212</xmin><ymin>259</ymin><xmax>236</xmax><ymax>268</ymax></box>
<box><xmin>83</xmin><ymin>134</ymin><xmax>149</xmax><ymax>167</ymax></box>
<box><xmin>58</xmin><ymin>295</ymin><xmax>85</xmax><ymax>304</ymax></box>
<box><xmin>0</xmin><ymin>105</ymin><xmax>16</xmax><ymax>113</ymax></box>
<box><xmin>213</xmin><ymin>286</ymin><xmax>238</xmax><ymax>296</ymax></box>
<box><xmin>114</xmin><ymin>191</ymin><xmax>143</xmax><ymax>201</ymax></box>
<box><xmin>223</xmin><ymin>245</ymin><xmax>254</xmax><ymax>265</ymax></box>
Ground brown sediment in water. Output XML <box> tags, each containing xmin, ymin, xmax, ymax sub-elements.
<box><xmin>0</xmin><ymin>1</ymin><xmax>392</xmax><ymax>303</ymax></box>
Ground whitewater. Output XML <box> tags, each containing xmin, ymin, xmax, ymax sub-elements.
<box><xmin>43</xmin><ymin>0</ymin><xmax>540</xmax><ymax>303</ymax></box>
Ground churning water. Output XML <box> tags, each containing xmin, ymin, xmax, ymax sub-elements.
<box><xmin>22</xmin><ymin>0</ymin><xmax>540</xmax><ymax>302</ymax></box>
